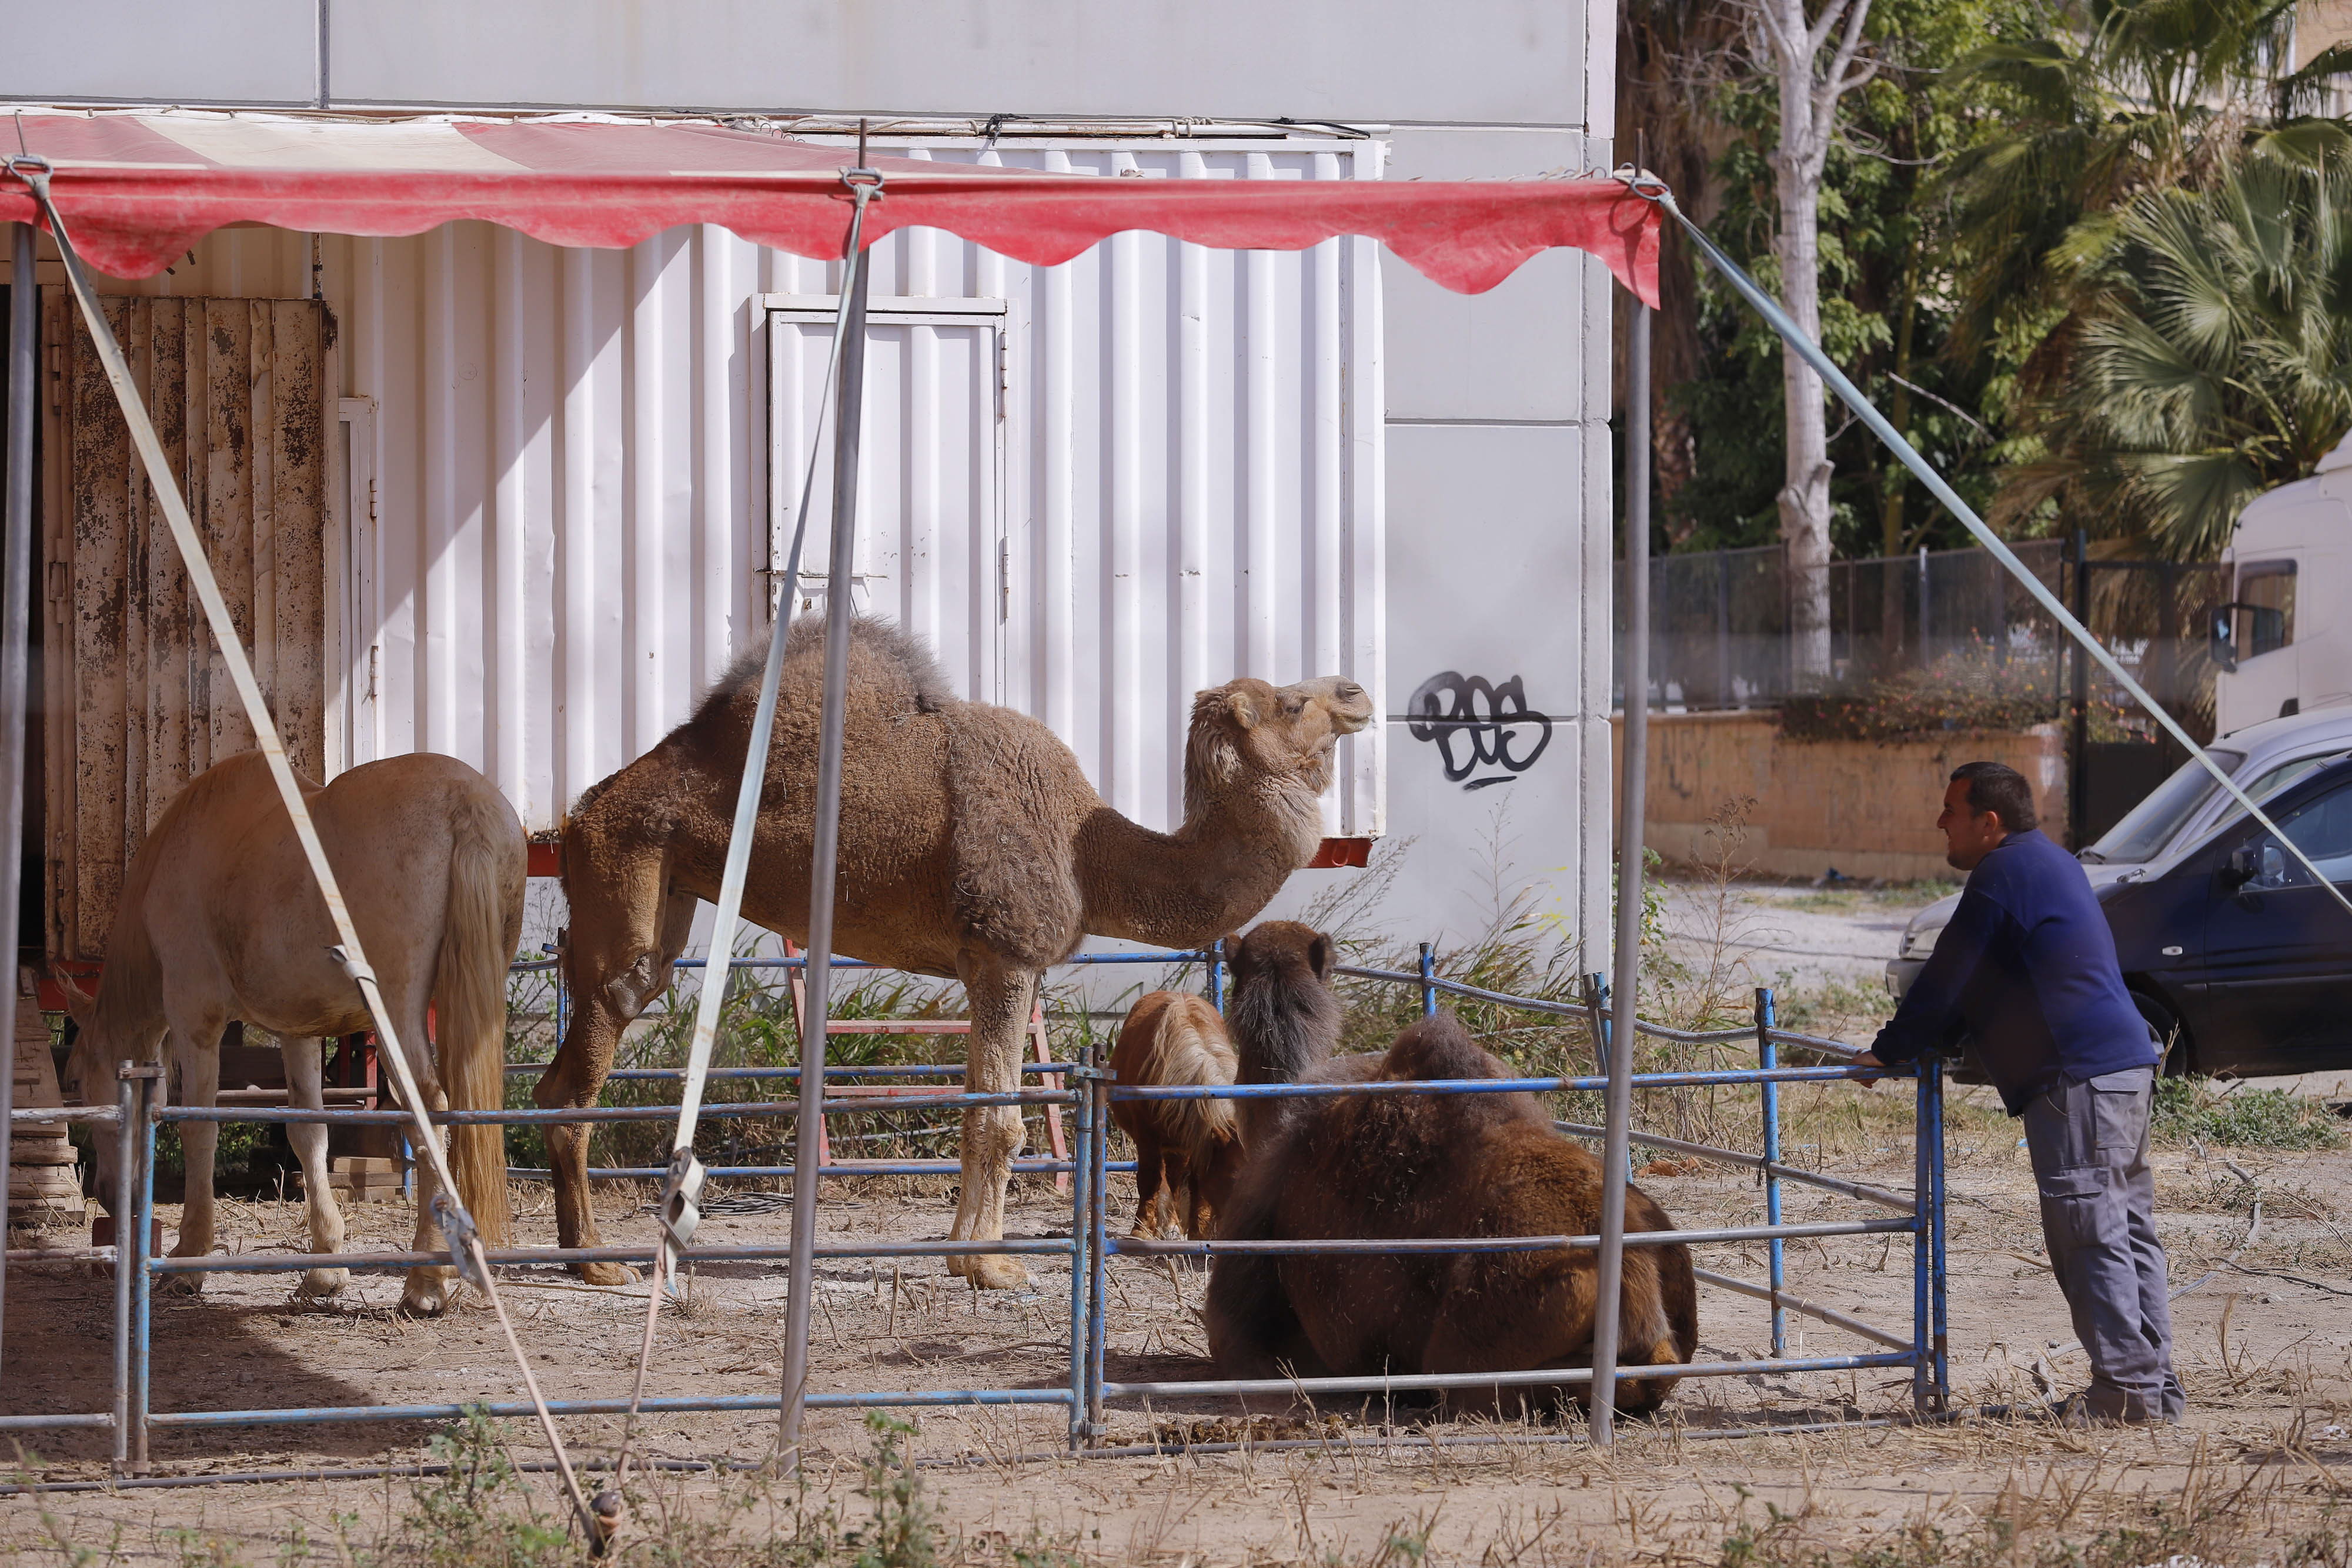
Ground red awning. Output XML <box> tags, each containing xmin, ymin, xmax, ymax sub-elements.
<box><xmin>0</xmin><ymin>113</ymin><xmax>1659</xmax><ymax>304</ymax></box>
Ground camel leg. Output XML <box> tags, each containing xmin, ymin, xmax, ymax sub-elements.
<box><xmin>534</xmin><ymin>891</ymin><xmax>693</xmax><ymax>1286</ymax></box>
<box><xmin>160</xmin><ymin>1012</ymin><xmax>228</xmax><ymax>1296</ymax></box>
<box><xmin>283</xmin><ymin>1036</ymin><xmax>348</xmax><ymax>1299</ymax></box>
<box><xmin>532</xmin><ymin>998</ymin><xmax>629</xmax><ymax>1285</ymax></box>
<box><xmin>1128</xmin><ymin>1129</ymin><xmax>1167</xmax><ymax>1242</ymax></box>
<box><xmin>947</xmin><ymin>957</ymin><xmax>1032</xmax><ymax>1290</ymax></box>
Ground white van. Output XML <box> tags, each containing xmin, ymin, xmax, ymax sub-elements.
<box><xmin>2213</xmin><ymin>434</ymin><xmax>2352</xmax><ymax>736</ymax></box>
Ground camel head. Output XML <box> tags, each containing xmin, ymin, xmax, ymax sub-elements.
<box><xmin>1185</xmin><ymin>675</ymin><xmax>1373</xmax><ymax>807</ymax></box>
<box><xmin>1227</xmin><ymin>921</ymin><xmax>1343</xmax><ymax>1087</ymax></box>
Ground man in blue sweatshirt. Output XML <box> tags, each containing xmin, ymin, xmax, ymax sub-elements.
<box><xmin>1856</xmin><ymin>761</ymin><xmax>2179</xmax><ymax>1424</ymax></box>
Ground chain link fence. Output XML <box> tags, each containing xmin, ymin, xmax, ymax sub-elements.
<box><xmin>1619</xmin><ymin>541</ymin><xmax>2222</xmax><ymax>740</ymax></box>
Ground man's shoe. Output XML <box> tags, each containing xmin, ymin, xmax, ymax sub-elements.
<box><xmin>2048</xmin><ymin>1388</ymin><xmax>2169</xmax><ymax>1426</ymax></box>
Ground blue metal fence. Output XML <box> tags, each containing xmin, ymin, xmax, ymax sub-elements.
<box><xmin>1</xmin><ymin>948</ymin><xmax>1947</xmax><ymax>1477</ymax></box>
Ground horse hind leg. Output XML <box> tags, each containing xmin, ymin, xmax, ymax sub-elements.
<box><xmin>283</xmin><ymin>1035</ymin><xmax>348</xmax><ymax>1299</ymax></box>
<box><xmin>1127</xmin><ymin>1129</ymin><xmax>1168</xmax><ymax>1242</ymax></box>
<box><xmin>389</xmin><ymin>999</ymin><xmax>460</xmax><ymax>1316</ymax></box>
<box><xmin>159</xmin><ymin>1012</ymin><xmax>230</xmax><ymax>1296</ymax></box>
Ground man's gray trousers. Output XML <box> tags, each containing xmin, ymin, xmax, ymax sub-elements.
<box><xmin>2021</xmin><ymin>1065</ymin><xmax>2183</xmax><ymax>1422</ymax></box>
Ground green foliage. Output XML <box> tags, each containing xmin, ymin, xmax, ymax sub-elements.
<box><xmin>1779</xmin><ymin>641</ymin><xmax>2058</xmax><ymax>741</ymax></box>
<box><xmin>848</xmin><ymin>1413</ymin><xmax>941</xmax><ymax>1568</ymax></box>
<box><xmin>2002</xmin><ymin>155</ymin><xmax>2352</xmax><ymax>557</ymax></box>
<box><xmin>2151</xmin><ymin>1075</ymin><xmax>2344</xmax><ymax>1151</ymax></box>
<box><xmin>383</xmin><ymin>1409</ymin><xmax>572</xmax><ymax>1568</ymax></box>
<box><xmin>1946</xmin><ymin>0</ymin><xmax>2352</xmax><ymax>554</ymax></box>
<box><xmin>1664</xmin><ymin>0</ymin><xmax>2033</xmax><ymax>559</ymax></box>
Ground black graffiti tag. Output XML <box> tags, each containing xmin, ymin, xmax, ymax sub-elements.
<box><xmin>1406</xmin><ymin>672</ymin><xmax>1553</xmax><ymax>789</ymax></box>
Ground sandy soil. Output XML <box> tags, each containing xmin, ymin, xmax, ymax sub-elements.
<box><xmin>1655</xmin><ymin>877</ymin><xmax>1951</xmax><ymax>999</ymax></box>
<box><xmin>9</xmin><ymin>1084</ymin><xmax>2352</xmax><ymax>1564</ymax></box>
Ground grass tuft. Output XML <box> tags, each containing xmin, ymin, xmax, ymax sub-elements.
<box><xmin>2152</xmin><ymin>1076</ymin><xmax>2344</xmax><ymax>1151</ymax></box>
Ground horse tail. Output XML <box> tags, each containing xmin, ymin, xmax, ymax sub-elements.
<box><xmin>435</xmin><ymin>785</ymin><xmax>526</xmax><ymax>1249</ymax></box>
<box><xmin>1132</xmin><ymin>994</ymin><xmax>1240</xmax><ymax>1163</ymax></box>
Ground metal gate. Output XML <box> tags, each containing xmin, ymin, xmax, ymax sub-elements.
<box><xmin>39</xmin><ymin>295</ymin><xmax>333</xmax><ymax>961</ymax></box>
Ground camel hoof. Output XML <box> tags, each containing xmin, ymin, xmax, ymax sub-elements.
<box><xmin>949</xmin><ymin>1253</ymin><xmax>1031</xmax><ymax>1291</ymax></box>
<box><xmin>295</xmin><ymin>1267</ymin><xmax>349</xmax><ymax>1299</ymax></box>
<box><xmin>576</xmin><ymin>1260</ymin><xmax>638</xmax><ymax>1287</ymax></box>
<box><xmin>157</xmin><ymin>1270</ymin><xmax>206</xmax><ymax>1296</ymax></box>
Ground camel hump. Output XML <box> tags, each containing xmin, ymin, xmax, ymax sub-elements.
<box><xmin>693</xmin><ymin>613</ymin><xmax>956</xmax><ymax>726</ymax></box>
<box><xmin>1379</xmin><ymin>1015</ymin><xmax>1510</xmax><ymax>1084</ymax></box>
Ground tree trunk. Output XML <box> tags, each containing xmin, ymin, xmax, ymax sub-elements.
<box><xmin>1756</xmin><ymin>0</ymin><xmax>1875</xmax><ymax>687</ymax></box>
<box><xmin>1776</xmin><ymin>163</ymin><xmax>1834</xmax><ymax>683</ymax></box>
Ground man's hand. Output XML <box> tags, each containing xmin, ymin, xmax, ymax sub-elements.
<box><xmin>1850</xmin><ymin>1051</ymin><xmax>1886</xmax><ymax>1087</ymax></box>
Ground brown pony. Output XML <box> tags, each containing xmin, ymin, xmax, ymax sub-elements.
<box><xmin>1206</xmin><ymin>950</ymin><xmax>1698</xmax><ymax>1416</ymax></box>
<box><xmin>1110</xmin><ymin>991</ymin><xmax>1241</xmax><ymax>1241</ymax></box>
<box><xmin>64</xmin><ymin>751</ymin><xmax>524</xmax><ymax>1316</ymax></box>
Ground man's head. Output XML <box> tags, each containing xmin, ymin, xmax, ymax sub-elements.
<box><xmin>1940</xmin><ymin>761</ymin><xmax>2037</xmax><ymax>872</ymax></box>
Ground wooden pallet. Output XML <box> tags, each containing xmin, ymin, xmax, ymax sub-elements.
<box><xmin>10</xmin><ymin>990</ymin><xmax>85</xmax><ymax>1226</ymax></box>
<box><xmin>323</xmin><ymin>1154</ymin><xmax>406</xmax><ymax>1205</ymax></box>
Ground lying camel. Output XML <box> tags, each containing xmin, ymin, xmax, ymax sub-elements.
<box><xmin>64</xmin><ymin>751</ymin><xmax>523</xmax><ymax>1315</ymax></box>
<box><xmin>541</xmin><ymin>616</ymin><xmax>1372</xmax><ymax>1287</ymax></box>
<box><xmin>1110</xmin><ymin>991</ymin><xmax>1241</xmax><ymax>1242</ymax></box>
<box><xmin>1207</xmin><ymin>945</ymin><xmax>1698</xmax><ymax>1416</ymax></box>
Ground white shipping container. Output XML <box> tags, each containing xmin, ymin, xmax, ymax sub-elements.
<box><xmin>56</xmin><ymin>135</ymin><xmax>1384</xmax><ymax>861</ymax></box>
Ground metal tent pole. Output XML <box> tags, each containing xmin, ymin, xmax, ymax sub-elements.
<box><xmin>1590</xmin><ymin>299</ymin><xmax>1652</xmax><ymax>1446</ymax></box>
<box><xmin>779</xmin><ymin>212</ymin><xmax>874</xmax><ymax>1462</ymax></box>
<box><xmin>0</xmin><ymin>220</ymin><xmax>33</xmax><ymax>1379</ymax></box>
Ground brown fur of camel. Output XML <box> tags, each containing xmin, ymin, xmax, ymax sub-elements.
<box><xmin>1206</xmin><ymin>943</ymin><xmax>1698</xmax><ymax>1417</ymax></box>
<box><xmin>1110</xmin><ymin>991</ymin><xmax>1241</xmax><ymax>1242</ymax></box>
<box><xmin>538</xmin><ymin>616</ymin><xmax>1372</xmax><ymax>1286</ymax></box>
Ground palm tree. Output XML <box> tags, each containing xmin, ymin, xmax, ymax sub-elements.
<box><xmin>1946</xmin><ymin>0</ymin><xmax>2352</xmax><ymax>369</ymax></box>
<box><xmin>1997</xmin><ymin>155</ymin><xmax>2352</xmax><ymax>557</ymax></box>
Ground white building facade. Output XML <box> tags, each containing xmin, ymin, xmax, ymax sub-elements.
<box><xmin>6</xmin><ymin>1</ymin><xmax>1619</xmax><ymax>971</ymax></box>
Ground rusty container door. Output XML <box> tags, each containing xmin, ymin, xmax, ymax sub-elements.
<box><xmin>41</xmin><ymin>295</ymin><xmax>330</xmax><ymax>964</ymax></box>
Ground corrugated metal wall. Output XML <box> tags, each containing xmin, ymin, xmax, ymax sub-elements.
<box><xmin>86</xmin><ymin>136</ymin><xmax>1384</xmax><ymax>841</ymax></box>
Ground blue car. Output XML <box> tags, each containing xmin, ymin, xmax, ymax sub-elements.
<box><xmin>2097</xmin><ymin>754</ymin><xmax>2352</xmax><ymax>1076</ymax></box>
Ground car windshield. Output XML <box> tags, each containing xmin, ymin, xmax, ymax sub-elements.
<box><xmin>2204</xmin><ymin>750</ymin><xmax>2352</xmax><ymax>835</ymax></box>
<box><xmin>2083</xmin><ymin>749</ymin><xmax>2243</xmax><ymax>864</ymax></box>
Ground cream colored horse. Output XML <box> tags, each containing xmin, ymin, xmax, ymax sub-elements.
<box><xmin>66</xmin><ymin>751</ymin><xmax>524</xmax><ymax>1315</ymax></box>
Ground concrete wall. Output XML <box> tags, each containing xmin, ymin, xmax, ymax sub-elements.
<box><xmin>1615</xmin><ymin>713</ymin><xmax>2068</xmax><ymax>884</ymax></box>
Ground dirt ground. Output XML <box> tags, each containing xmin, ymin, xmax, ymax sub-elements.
<box><xmin>9</xmin><ymin>1072</ymin><xmax>2352</xmax><ymax>1565</ymax></box>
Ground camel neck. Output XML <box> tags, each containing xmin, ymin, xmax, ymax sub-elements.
<box><xmin>1073</xmin><ymin>783</ymin><xmax>1322</xmax><ymax>948</ymax></box>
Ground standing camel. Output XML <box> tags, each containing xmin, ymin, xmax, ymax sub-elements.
<box><xmin>65</xmin><ymin>751</ymin><xmax>525</xmax><ymax>1316</ymax></box>
<box><xmin>541</xmin><ymin>615</ymin><xmax>1372</xmax><ymax>1288</ymax></box>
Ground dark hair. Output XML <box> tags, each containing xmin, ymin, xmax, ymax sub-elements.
<box><xmin>1949</xmin><ymin>761</ymin><xmax>2037</xmax><ymax>833</ymax></box>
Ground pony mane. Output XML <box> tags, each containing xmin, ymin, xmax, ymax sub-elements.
<box><xmin>1131</xmin><ymin>995</ymin><xmax>1240</xmax><ymax>1158</ymax></box>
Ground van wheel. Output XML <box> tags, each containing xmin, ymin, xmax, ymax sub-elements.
<box><xmin>2133</xmin><ymin>992</ymin><xmax>2191</xmax><ymax>1078</ymax></box>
